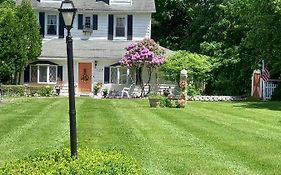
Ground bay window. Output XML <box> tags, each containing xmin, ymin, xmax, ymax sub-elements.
<box><xmin>31</xmin><ymin>65</ymin><xmax>57</xmax><ymax>84</ymax></box>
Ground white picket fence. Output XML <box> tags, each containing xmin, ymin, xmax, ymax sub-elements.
<box><xmin>264</xmin><ymin>80</ymin><xmax>280</xmax><ymax>100</ymax></box>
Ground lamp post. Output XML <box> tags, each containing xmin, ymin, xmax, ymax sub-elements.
<box><xmin>58</xmin><ymin>0</ymin><xmax>77</xmax><ymax>157</ymax></box>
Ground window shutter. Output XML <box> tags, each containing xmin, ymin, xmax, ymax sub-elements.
<box><xmin>59</xmin><ymin>13</ymin><xmax>65</xmax><ymax>38</ymax></box>
<box><xmin>93</xmin><ymin>15</ymin><xmax>98</xmax><ymax>30</ymax></box>
<box><xmin>104</xmin><ymin>67</ymin><xmax>110</xmax><ymax>84</ymax></box>
<box><xmin>127</xmin><ymin>15</ymin><xmax>133</xmax><ymax>40</ymax></box>
<box><xmin>57</xmin><ymin>66</ymin><xmax>63</xmax><ymax>81</ymax></box>
<box><xmin>39</xmin><ymin>12</ymin><xmax>45</xmax><ymax>37</ymax></box>
<box><xmin>78</xmin><ymin>14</ymin><xmax>83</xmax><ymax>30</ymax></box>
<box><xmin>24</xmin><ymin>65</ymin><xmax>30</xmax><ymax>83</ymax></box>
<box><xmin>108</xmin><ymin>15</ymin><xmax>114</xmax><ymax>40</ymax></box>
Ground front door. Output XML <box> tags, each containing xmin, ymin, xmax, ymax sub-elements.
<box><xmin>78</xmin><ymin>63</ymin><xmax>92</xmax><ymax>92</ymax></box>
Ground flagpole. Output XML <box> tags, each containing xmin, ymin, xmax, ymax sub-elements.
<box><xmin>262</xmin><ymin>60</ymin><xmax>266</xmax><ymax>101</ymax></box>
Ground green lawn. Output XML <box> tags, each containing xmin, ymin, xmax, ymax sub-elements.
<box><xmin>1</xmin><ymin>98</ymin><xmax>281</xmax><ymax>174</ymax></box>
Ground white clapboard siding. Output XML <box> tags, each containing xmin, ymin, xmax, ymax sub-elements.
<box><xmin>133</xmin><ymin>14</ymin><xmax>151</xmax><ymax>40</ymax></box>
<box><xmin>41</xmin><ymin>11</ymin><xmax>152</xmax><ymax>41</ymax></box>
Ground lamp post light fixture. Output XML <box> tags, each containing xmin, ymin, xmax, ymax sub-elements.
<box><xmin>58</xmin><ymin>0</ymin><xmax>77</xmax><ymax>157</ymax></box>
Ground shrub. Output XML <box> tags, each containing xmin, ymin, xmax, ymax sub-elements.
<box><xmin>147</xmin><ymin>92</ymin><xmax>163</xmax><ymax>100</ymax></box>
<box><xmin>0</xmin><ymin>85</ymin><xmax>53</xmax><ymax>97</ymax></box>
<box><xmin>28</xmin><ymin>85</ymin><xmax>53</xmax><ymax>97</ymax></box>
<box><xmin>187</xmin><ymin>84</ymin><xmax>201</xmax><ymax>96</ymax></box>
<box><xmin>271</xmin><ymin>83</ymin><xmax>281</xmax><ymax>101</ymax></box>
<box><xmin>0</xmin><ymin>85</ymin><xmax>25</xmax><ymax>96</ymax></box>
<box><xmin>0</xmin><ymin>148</ymin><xmax>142</xmax><ymax>175</ymax></box>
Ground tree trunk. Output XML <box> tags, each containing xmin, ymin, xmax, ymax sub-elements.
<box><xmin>144</xmin><ymin>67</ymin><xmax>153</xmax><ymax>96</ymax></box>
<box><xmin>17</xmin><ymin>71</ymin><xmax>22</xmax><ymax>85</ymax></box>
<box><xmin>12</xmin><ymin>72</ymin><xmax>17</xmax><ymax>85</ymax></box>
<box><xmin>136</xmin><ymin>67</ymin><xmax>142</xmax><ymax>86</ymax></box>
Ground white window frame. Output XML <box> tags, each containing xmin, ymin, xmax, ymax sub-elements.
<box><xmin>114</xmin><ymin>16</ymin><xmax>127</xmax><ymax>39</ymax></box>
<box><xmin>46</xmin><ymin>14</ymin><xmax>58</xmax><ymax>36</ymax></box>
<box><xmin>110</xmin><ymin>0</ymin><xmax>131</xmax><ymax>4</ymax></box>
<box><xmin>30</xmin><ymin>65</ymin><xmax>58</xmax><ymax>84</ymax></box>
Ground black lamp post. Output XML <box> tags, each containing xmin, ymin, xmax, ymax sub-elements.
<box><xmin>58</xmin><ymin>0</ymin><xmax>78</xmax><ymax>157</ymax></box>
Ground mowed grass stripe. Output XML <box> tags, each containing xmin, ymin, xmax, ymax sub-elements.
<box><xmin>156</xmin><ymin>102</ymin><xmax>280</xmax><ymax>174</ymax></box>
<box><xmin>188</xmin><ymin>102</ymin><xmax>281</xmax><ymax>141</ymax></box>
<box><xmin>193</xmin><ymin>102</ymin><xmax>281</xmax><ymax>129</ymax></box>
<box><xmin>145</xmin><ymin>107</ymin><xmax>255</xmax><ymax>175</ymax></box>
<box><xmin>109</xmin><ymin>100</ymin><xmax>174</xmax><ymax>175</ymax></box>
<box><xmin>0</xmin><ymin>98</ymin><xmax>80</xmax><ymax>163</ymax></box>
<box><xmin>100</xmin><ymin>100</ymin><xmax>253</xmax><ymax>174</ymax></box>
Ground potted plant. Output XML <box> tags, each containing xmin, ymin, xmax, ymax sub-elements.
<box><xmin>94</xmin><ymin>82</ymin><xmax>103</xmax><ymax>95</ymax></box>
<box><xmin>102</xmin><ymin>89</ymin><xmax>108</xmax><ymax>98</ymax></box>
<box><xmin>148</xmin><ymin>92</ymin><xmax>163</xmax><ymax>107</ymax></box>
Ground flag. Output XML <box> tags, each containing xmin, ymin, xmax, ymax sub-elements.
<box><xmin>262</xmin><ymin>67</ymin><xmax>270</xmax><ymax>82</ymax></box>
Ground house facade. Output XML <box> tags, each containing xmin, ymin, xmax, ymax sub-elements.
<box><xmin>19</xmin><ymin>0</ymin><xmax>156</xmax><ymax>94</ymax></box>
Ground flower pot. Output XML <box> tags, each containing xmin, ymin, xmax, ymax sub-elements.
<box><xmin>148</xmin><ymin>98</ymin><xmax>161</xmax><ymax>107</ymax></box>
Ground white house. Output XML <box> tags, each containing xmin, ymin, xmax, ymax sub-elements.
<box><xmin>18</xmin><ymin>0</ymin><xmax>158</xmax><ymax>95</ymax></box>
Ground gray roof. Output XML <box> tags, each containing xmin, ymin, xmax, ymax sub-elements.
<box><xmin>41</xmin><ymin>39</ymin><xmax>133</xmax><ymax>60</ymax></box>
<box><xmin>17</xmin><ymin>0</ymin><xmax>155</xmax><ymax>13</ymax></box>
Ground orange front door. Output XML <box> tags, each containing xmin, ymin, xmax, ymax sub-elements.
<box><xmin>78</xmin><ymin>63</ymin><xmax>92</xmax><ymax>92</ymax></box>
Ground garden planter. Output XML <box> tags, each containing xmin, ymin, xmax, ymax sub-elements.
<box><xmin>148</xmin><ymin>98</ymin><xmax>161</xmax><ymax>107</ymax></box>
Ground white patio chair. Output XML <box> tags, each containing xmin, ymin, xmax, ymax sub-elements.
<box><xmin>121</xmin><ymin>84</ymin><xmax>134</xmax><ymax>98</ymax></box>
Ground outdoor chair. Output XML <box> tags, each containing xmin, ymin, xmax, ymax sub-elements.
<box><xmin>121</xmin><ymin>84</ymin><xmax>134</xmax><ymax>98</ymax></box>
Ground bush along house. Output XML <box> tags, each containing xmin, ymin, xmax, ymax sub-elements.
<box><xmin>18</xmin><ymin>0</ymin><xmax>158</xmax><ymax>96</ymax></box>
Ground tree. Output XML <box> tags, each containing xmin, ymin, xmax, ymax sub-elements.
<box><xmin>0</xmin><ymin>0</ymin><xmax>41</xmax><ymax>84</ymax></box>
<box><xmin>152</xmin><ymin>0</ymin><xmax>223</xmax><ymax>52</ymax></box>
<box><xmin>160</xmin><ymin>50</ymin><xmax>212</xmax><ymax>94</ymax></box>
<box><xmin>0</xmin><ymin>2</ymin><xmax>18</xmax><ymax>83</ymax></box>
<box><xmin>15</xmin><ymin>0</ymin><xmax>42</xmax><ymax>84</ymax></box>
<box><xmin>119</xmin><ymin>38</ymin><xmax>165</xmax><ymax>96</ymax></box>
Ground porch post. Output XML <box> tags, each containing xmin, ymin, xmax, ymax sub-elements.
<box><xmin>126</xmin><ymin>68</ymin><xmax>130</xmax><ymax>85</ymax></box>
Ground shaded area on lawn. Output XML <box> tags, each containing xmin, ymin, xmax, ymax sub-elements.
<box><xmin>233</xmin><ymin>101</ymin><xmax>281</xmax><ymax>111</ymax></box>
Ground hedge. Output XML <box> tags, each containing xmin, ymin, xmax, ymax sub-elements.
<box><xmin>0</xmin><ymin>85</ymin><xmax>53</xmax><ymax>97</ymax></box>
<box><xmin>0</xmin><ymin>148</ymin><xmax>142</xmax><ymax>175</ymax></box>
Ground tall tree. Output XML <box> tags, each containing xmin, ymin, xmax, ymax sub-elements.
<box><xmin>15</xmin><ymin>0</ymin><xmax>42</xmax><ymax>84</ymax></box>
<box><xmin>0</xmin><ymin>2</ymin><xmax>18</xmax><ymax>83</ymax></box>
<box><xmin>152</xmin><ymin>0</ymin><xmax>223</xmax><ymax>52</ymax></box>
<box><xmin>0</xmin><ymin>0</ymin><xmax>41</xmax><ymax>84</ymax></box>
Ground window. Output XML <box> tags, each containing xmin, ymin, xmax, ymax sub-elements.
<box><xmin>84</xmin><ymin>16</ymin><xmax>91</xmax><ymax>28</ymax></box>
<box><xmin>110</xmin><ymin>67</ymin><xmax>127</xmax><ymax>84</ymax></box>
<box><xmin>119</xmin><ymin>67</ymin><xmax>127</xmax><ymax>84</ymax></box>
<box><xmin>110</xmin><ymin>67</ymin><xmax>118</xmax><ymax>84</ymax></box>
<box><xmin>115</xmin><ymin>17</ymin><xmax>126</xmax><ymax>37</ymax></box>
<box><xmin>111</xmin><ymin>0</ymin><xmax>131</xmax><ymax>4</ymax></box>
<box><xmin>31</xmin><ymin>65</ymin><xmax>57</xmax><ymax>84</ymax></box>
<box><xmin>47</xmin><ymin>15</ymin><xmax>57</xmax><ymax>35</ymax></box>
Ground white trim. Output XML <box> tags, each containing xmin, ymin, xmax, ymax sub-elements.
<box><xmin>45</xmin><ymin>14</ymin><xmax>58</xmax><ymax>37</ymax></box>
<box><xmin>30</xmin><ymin>65</ymin><xmax>57</xmax><ymax>84</ymax></box>
<box><xmin>110</xmin><ymin>0</ymin><xmax>132</xmax><ymax>5</ymax></box>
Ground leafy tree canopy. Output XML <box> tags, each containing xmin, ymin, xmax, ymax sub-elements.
<box><xmin>0</xmin><ymin>0</ymin><xmax>41</xmax><ymax>84</ymax></box>
<box><xmin>160</xmin><ymin>50</ymin><xmax>212</xmax><ymax>83</ymax></box>
<box><xmin>153</xmin><ymin>0</ymin><xmax>281</xmax><ymax>95</ymax></box>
